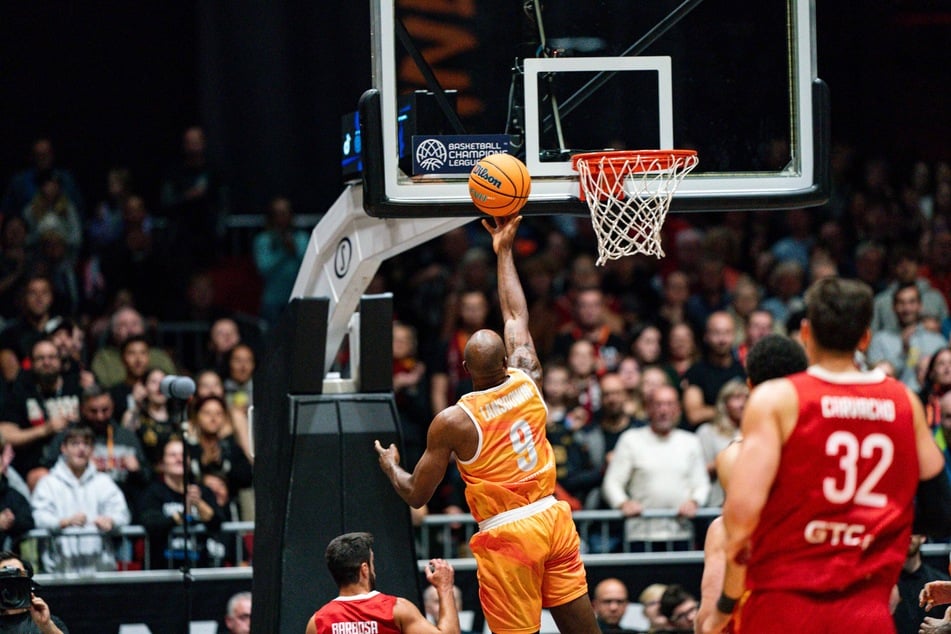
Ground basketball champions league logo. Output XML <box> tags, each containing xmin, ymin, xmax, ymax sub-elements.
<box><xmin>412</xmin><ymin>134</ymin><xmax>512</xmax><ymax>175</ymax></box>
<box><xmin>415</xmin><ymin>139</ymin><xmax>448</xmax><ymax>171</ymax></box>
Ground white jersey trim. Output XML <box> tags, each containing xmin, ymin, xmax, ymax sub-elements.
<box><xmin>477</xmin><ymin>494</ymin><xmax>558</xmax><ymax>532</ymax></box>
<box><xmin>454</xmin><ymin>368</ymin><xmax>546</xmax><ymax>466</ymax></box>
<box><xmin>334</xmin><ymin>590</ymin><xmax>380</xmax><ymax>602</ymax></box>
<box><xmin>806</xmin><ymin>365</ymin><xmax>887</xmax><ymax>385</ymax></box>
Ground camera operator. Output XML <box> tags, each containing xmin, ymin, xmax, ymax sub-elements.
<box><xmin>0</xmin><ymin>550</ymin><xmax>67</xmax><ymax>633</ymax></box>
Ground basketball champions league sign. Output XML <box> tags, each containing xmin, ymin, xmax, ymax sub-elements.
<box><xmin>412</xmin><ymin>135</ymin><xmax>512</xmax><ymax>175</ymax></box>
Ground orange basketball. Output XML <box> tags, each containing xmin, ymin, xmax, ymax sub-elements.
<box><xmin>468</xmin><ymin>153</ymin><xmax>531</xmax><ymax>217</ymax></box>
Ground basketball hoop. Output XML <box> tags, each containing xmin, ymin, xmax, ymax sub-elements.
<box><xmin>571</xmin><ymin>149</ymin><xmax>699</xmax><ymax>265</ymax></box>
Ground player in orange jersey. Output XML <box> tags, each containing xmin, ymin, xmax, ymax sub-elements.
<box><xmin>376</xmin><ymin>215</ymin><xmax>600</xmax><ymax>634</ymax></box>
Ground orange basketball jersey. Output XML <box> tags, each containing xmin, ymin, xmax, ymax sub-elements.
<box><xmin>455</xmin><ymin>368</ymin><xmax>556</xmax><ymax>522</ymax></box>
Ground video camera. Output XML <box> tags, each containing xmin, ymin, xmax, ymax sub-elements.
<box><xmin>0</xmin><ymin>566</ymin><xmax>33</xmax><ymax>610</ymax></box>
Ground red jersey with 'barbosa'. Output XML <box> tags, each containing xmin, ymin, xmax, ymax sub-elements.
<box><xmin>313</xmin><ymin>591</ymin><xmax>401</xmax><ymax>634</ymax></box>
<box><xmin>746</xmin><ymin>366</ymin><xmax>919</xmax><ymax>594</ymax></box>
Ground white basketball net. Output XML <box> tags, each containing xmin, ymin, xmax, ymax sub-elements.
<box><xmin>575</xmin><ymin>151</ymin><xmax>699</xmax><ymax>265</ymax></box>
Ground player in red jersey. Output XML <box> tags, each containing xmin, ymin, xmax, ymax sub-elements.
<box><xmin>306</xmin><ymin>532</ymin><xmax>459</xmax><ymax>634</ymax></box>
<box><xmin>708</xmin><ymin>277</ymin><xmax>949</xmax><ymax>634</ymax></box>
<box><xmin>375</xmin><ymin>216</ymin><xmax>600</xmax><ymax>634</ymax></box>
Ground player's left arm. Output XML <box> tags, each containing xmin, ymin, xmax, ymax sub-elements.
<box><xmin>483</xmin><ymin>215</ymin><xmax>541</xmax><ymax>385</ymax></box>
<box><xmin>375</xmin><ymin>408</ymin><xmax>460</xmax><ymax>509</ymax></box>
<box><xmin>695</xmin><ymin>517</ymin><xmax>728</xmax><ymax>634</ymax></box>
<box><xmin>720</xmin><ymin>379</ymin><xmax>792</xmax><ymax>605</ymax></box>
<box><xmin>907</xmin><ymin>386</ymin><xmax>951</xmax><ymax>537</ymax></box>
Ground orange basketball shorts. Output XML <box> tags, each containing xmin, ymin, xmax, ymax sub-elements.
<box><xmin>469</xmin><ymin>500</ymin><xmax>589</xmax><ymax>634</ymax></box>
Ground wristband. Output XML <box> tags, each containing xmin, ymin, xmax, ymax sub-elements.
<box><xmin>716</xmin><ymin>592</ymin><xmax>738</xmax><ymax>615</ymax></box>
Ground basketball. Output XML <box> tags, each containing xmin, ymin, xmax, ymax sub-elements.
<box><xmin>468</xmin><ymin>153</ymin><xmax>531</xmax><ymax>217</ymax></box>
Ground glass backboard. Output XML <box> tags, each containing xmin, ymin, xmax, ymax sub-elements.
<box><xmin>360</xmin><ymin>0</ymin><xmax>829</xmax><ymax>218</ymax></box>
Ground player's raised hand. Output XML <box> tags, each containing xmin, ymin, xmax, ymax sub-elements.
<box><xmin>921</xmin><ymin>580</ymin><xmax>951</xmax><ymax>612</ymax></box>
<box><xmin>481</xmin><ymin>214</ymin><xmax>522</xmax><ymax>254</ymax></box>
<box><xmin>374</xmin><ymin>440</ymin><xmax>401</xmax><ymax>469</ymax></box>
<box><xmin>425</xmin><ymin>558</ymin><xmax>455</xmax><ymax>591</ymax></box>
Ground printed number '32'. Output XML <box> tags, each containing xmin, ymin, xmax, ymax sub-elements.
<box><xmin>510</xmin><ymin>419</ymin><xmax>538</xmax><ymax>472</ymax></box>
<box><xmin>823</xmin><ymin>431</ymin><xmax>893</xmax><ymax>508</ymax></box>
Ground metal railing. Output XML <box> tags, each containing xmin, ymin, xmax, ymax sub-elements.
<box><xmin>23</xmin><ymin>521</ymin><xmax>255</xmax><ymax>574</ymax></box>
<box><xmin>417</xmin><ymin>507</ymin><xmax>724</xmax><ymax>559</ymax></box>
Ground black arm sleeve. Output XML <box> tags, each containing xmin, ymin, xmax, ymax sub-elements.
<box><xmin>913</xmin><ymin>470</ymin><xmax>951</xmax><ymax>538</ymax></box>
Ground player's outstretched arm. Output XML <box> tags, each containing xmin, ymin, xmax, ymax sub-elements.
<box><xmin>396</xmin><ymin>559</ymin><xmax>461</xmax><ymax>634</ymax></box>
<box><xmin>482</xmin><ymin>215</ymin><xmax>541</xmax><ymax>384</ymax></box>
<box><xmin>376</xmin><ymin>409</ymin><xmax>462</xmax><ymax>508</ymax></box>
<box><xmin>695</xmin><ymin>517</ymin><xmax>729</xmax><ymax>634</ymax></box>
<box><xmin>906</xmin><ymin>386</ymin><xmax>951</xmax><ymax>536</ymax></box>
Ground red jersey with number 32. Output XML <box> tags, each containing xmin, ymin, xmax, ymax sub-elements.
<box><xmin>455</xmin><ymin>368</ymin><xmax>555</xmax><ymax>522</ymax></box>
<box><xmin>746</xmin><ymin>367</ymin><xmax>919</xmax><ymax>594</ymax></box>
<box><xmin>313</xmin><ymin>591</ymin><xmax>401</xmax><ymax>634</ymax></box>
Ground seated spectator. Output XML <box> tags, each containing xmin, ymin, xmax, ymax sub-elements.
<box><xmin>543</xmin><ymin>365</ymin><xmax>595</xmax><ymax>510</ymax></box>
<box><xmin>552</xmin><ymin>287</ymin><xmax>627</xmax><ymax>373</ymax></box>
<box><xmin>31</xmin><ymin>423</ymin><xmax>131</xmax><ymax>574</ymax></box>
<box><xmin>205</xmin><ymin>317</ymin><xmax>242</xmax><ymax>377</ymax></box>
<box><xmin>867</xmin><ymin>282</ymin><xmax>947</xmax><ymax>392</ymax></box>
<box><xmin>658</xmin><ymin>584</ymin><xmax>698</xmax><ymax>633</ymax></box>
<box><xmin>21</xmin><ymin>171</ymin><xmax>82</xmax><ymax>262</ymax></box>
<box><xmin>0</xmin><ymin>215</ymin><xmax>33</xmax><ymax>324</ymax></box>
<box><xmin>682</xmin><ymin>311</ymin><xmax>745</xmax><ymax>428</ymax></box>
<box><xmin>43</xmin><ymin>386</ymin><xmax>151</xmax><ymax>509</ymax></box>
<box><xmin>0</xmin><ymin>338</ymin><xmax>82</xmax><ymax>490</ymax></box>
<box><xmin>892</xmin><ymin>534</ymin><xmax>949</xmax><ymax>633</ymax></box>
<box><xmin>222</xmin><ymin>591</ymin><xmax>252</xmax><ymax>634</ymax></box>
<box><xmin>637</xmin><ymin>583</ymin><xmax>671</xmax><ymax>633</ymax></box>
<box><xmin>107</xmin><ymin>334</ymin><xmax>152</xmax><ymax>422</ymax></box>
<box><xmin>423</xmin><ymin>584</ymin><xmax>472</xmax><ymax>633</ymax></box>
<box><xmin>194</xmin><ymin>369</ymin><xmax>251</xmax><ymax>462</ymax></box>
<box><xmin>90</xmin><ymin>306</ymin><xmax>176</xmax><ymax>388</ymax></box>
<box><xmin>0</xmin><ymin>434</ymin><xmax>34</xmax><ymax>549</ymax></box>
<box><xmin>222</xmin><ymin>343</ymin><xmax>255</xmax><ymax>413</ymax></box>
<box><xmin>871</xmin><ymin>246</ymin><xmax>949</xmax><ymax>334</ymax></box>
<box><xmin>0</xmin><ymin>274</ymin><xmax>55</xmax><ymax>383</ymax></box>
<box><xmin>629</xmin><ymin>323</ymin><xmax>664</xmax><ymax>369</ymax></box>
<box><xmin>566</xmin><ymin>339</ymin><xmax>602</xmax><ymax>418</ymax></box>
<box><xmin>592</xmin><ymin>578</ymin><xmax>638</xmax><ymax>633</ymax></box>
<box><xmin>616</xmin><ymin>356</ymin><xmax>646</xmax><ymax>420</ymax></box>
<box><xmin>695</xmin><ymin>379</ymin><xmax>748</xmax><ymax>506</ymax></box>
<box><xmin>136</xmin><ymin>438</ymin><xmax>227</xmax><ymax>569</ymax></box>
<box><xmin>45</xmin><ymin>316</ymin><xmax>95</xmax><ymax>389</ymax></box>
<box><xmin>920</xmin><ymin>348</ymin><xmax>951</xmax><ymax>430</ymax></box>
<box><xmin>1</xmin><ymin>137</ymin><xmax>84</xmax><ymax>218</ymax></box>
<box><xmin>662</xmin><ymin>322</ymin><xmax>699</xmax><ymax>388</ymax></box>
<box><xmin>122</xmin><ymin>367</ymin><xmax>175</xmax><ymax>469</ymax></box>
<box><xmin>185</xmin><ymin>396</ymin><xmax>253</xmax><ymax>516</ymax></box>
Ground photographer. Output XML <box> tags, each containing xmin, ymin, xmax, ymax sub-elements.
<box><xmin>0</xmin><ymin>550</ymin><xmax>67</xmax><ymax>633</ymax></box>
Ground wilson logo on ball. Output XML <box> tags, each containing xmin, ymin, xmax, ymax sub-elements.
<box><xmin>471</xmin><ymin>165</ymin><xmax>502</xmax><ymax>189</ymax></box>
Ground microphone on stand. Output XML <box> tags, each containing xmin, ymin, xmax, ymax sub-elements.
<box><xmin>160</xmin><ymin>375</ymin><xmax>197</xmax><ymax>400</ymax></box>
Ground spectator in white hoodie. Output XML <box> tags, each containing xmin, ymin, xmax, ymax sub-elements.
<box><xmin>31</xmin><ymin>423</ymin><xmax>130</xmax><ymax>574</ymax></box>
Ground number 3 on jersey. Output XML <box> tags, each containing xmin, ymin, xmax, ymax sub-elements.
<box><xmin>509</xmin><ymin>419</ymin><xmax>538</xmax><ymax>472</ymax></box>
<box><xmin>823</xmin><ymin>431</ymin><xmax>894</xmax><ymax>508</ymax></box>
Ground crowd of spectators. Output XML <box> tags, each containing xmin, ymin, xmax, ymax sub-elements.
<box><xmin>0</xmin><ymin>128</ymin><xmax>949</xmax><ymax>576</ymax></box>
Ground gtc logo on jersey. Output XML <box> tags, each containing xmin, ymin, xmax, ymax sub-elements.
<box><xmin>804</xmin><ymin>520</ymin><xmax>874</xmax><ymax>550</ymax></box>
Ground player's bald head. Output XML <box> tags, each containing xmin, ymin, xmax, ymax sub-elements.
<box><xmin>464</xmin><ymin>329</ymin><xmax>506</xmax><ymax>378</ymax></box>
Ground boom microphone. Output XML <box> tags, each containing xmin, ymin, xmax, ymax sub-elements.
<box><xmin>160</xmin><ymin>375</ymin><xmax>197</xmax><ymax>400</ymax></box>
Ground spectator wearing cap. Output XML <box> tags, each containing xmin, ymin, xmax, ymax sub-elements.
<box><xmin>45</xmin><ymin>316</ymin><xmax>95</xmax><ymax>389</ymax></box>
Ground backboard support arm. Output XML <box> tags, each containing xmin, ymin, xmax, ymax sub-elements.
<box><xmin>290</xmin><ymin>184</ymin><xmax>471</xmax><ymax>377</ymax></box>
